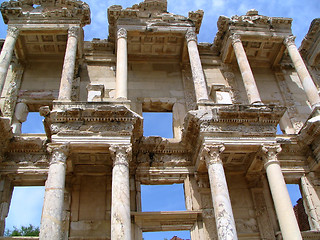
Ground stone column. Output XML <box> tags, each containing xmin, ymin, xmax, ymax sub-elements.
<box><xmin>115</xmin><ymin>28</ymin><xmax>128</xmax><ymax>99</ymax></box>
<box><xmin>58</xmin><ymin>26</ymin><xmax>79</xmax><ymax>101</ymax></box>
<box><xmin>110</xmin><ymin>144</ymin><xmax>132</xmax><ymax>240</ymax></box>
<box><xmin>284</xmin><ymin>36</ymin><xmax>320</xmax><ymax>108</ymax></box>
<box><xmin>186</xmin><ymin>29</ymin><xmax>209</xmax><ymax>102</ymax></box>
<box><xmin>11</xmin><ymin>102</ymin><xmax>28</xmax><ymax>135</ymax></box>
<box><xmin>262</xmin><ymin>144</ymin><xmax>302</xmax><ymax>240</ymax></box>
<box><xmin>0</xmin><ymin>26</ymin><xmax>19</xmax><ymax>96</ymax></box>
<box><xmin>231</xmin><ymin>34</ymin><xmax>262</xmax><ymax>105</ymax></box>
<box><xmin>202</xmin><ymin>144</ymin><xmax>238</xmax><ymax>240</ymax></box>
<box><xmin>40</xmin><ymin>144</ymin><xmax>69</xmax><ymax>240</ymax></box>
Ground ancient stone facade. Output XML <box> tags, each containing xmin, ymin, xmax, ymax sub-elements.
<box><xmin>0</xmin><ymin>0</ymin><xmax>319</xmax><ymax>239</ymax></box>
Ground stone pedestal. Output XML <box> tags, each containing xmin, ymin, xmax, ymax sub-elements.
<box><xmin>186</xmin><ymin>30</ymin><xmax>209</xmax><ymax>102</ymax></box>
<box><xmin>202</xmin><ymin>144</ymin><xmax>238</xmax><ymax>240</ymax></box>
<box><xmin>58</xmin><ymin>27</ymin><xmax>79</xmax><ymax>101</ymax></box>
<box><xmin>262</xmin><ymin>144</ymin><xmax>302</xmax><ymax>240</ymax></box>
<box><xmin>284</xmin><ymin>36</ymin><xmax>320</xmax><ymax>108</ymax></box>
<box><xmin>40</xmin><ymin>144</ymin><xmax>69</xmax><ymax>240</ymax></box>
<box><xmin>110</xmin><ymin>144</ymin><xmax>132</xmax><ymax>240</ymax></box>
<box><xmin>0</xmin><ymin>27</ymin><xmax>19</xmax><ymax>96</ymax></box>
<box><xmin>116</xmin><ymin>28</ymin><xmax>128</xmax><ymax>99</ymax></box>
<box><xmin>231</xmin><ymin>34</ymin><xmax>262</xmax><ymax>105</ymax></box>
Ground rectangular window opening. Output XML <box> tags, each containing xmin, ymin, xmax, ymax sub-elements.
<box><xmin>21</xmin><ymin>112</ymin><xmax>45</xmax><ymax>134</ymax></box>
<box><xmin>5</xmin><ymin>186</ymin><xmax>45</xmax><ymax>236</ymax></box>
<box><xmin>143</xmin><ymin>112</ymin><xmax>173</xmax><ymax>138</ymax></box>
<box><xmin>141</xmin><ymin>184</ymin><xmax>186</xmax><ymax>212</ymax></box>
<box><xmin>287</xmin><ymin>184</ymin><xmax>310</xmax><ymax>231</ymax></box>
<box><xmin>143</xmin><ymin>230</ymin><xmax>191</xmax><ymax>240</ymax></box>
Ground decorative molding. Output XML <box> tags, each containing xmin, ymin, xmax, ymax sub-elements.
<box><xmin>185</xmin><ymin>29</ymin><xmax>197</xmax><ymax>43</ymax></box>
<box><xmin>117</xmin><ymin>28</ymin><xmax>127</xmax><ymax>40</ymax></box>
<box><xmin>47</xmin><ymin>143</ymin><xmax>70</xmax><ymax>165</ymax></box>
<box><xmin>230</xmin><ymin>33</ymin><xmax>241</xmax><ymax>45</ymax></box>
<box><xmin>68</xmin><ymin>26</ymin><xmax>80</xmax><ymax>39</ymax></box>
<box><xmin>201</xmin><ymin>144</ymin><xmax>225</xmax><ymax>166</ymax></box>
<box><xmin>6</xmin><ymin>26</ymin><xmax>19</xmax><ymax>38</ymax></box>
<box><xmin>109</xmin><ymin>144</ymin><xmax>132</xmax><ymax>167</ymax></box>
<box><xmin>283</xmin><ymin>35</ymin><xmax>296</xmax><ymax>48</ymax></box>
<box><xmin>261</xmin><ymin>144</ymin><xmax>282</xmax><ymax>167</ymax></box>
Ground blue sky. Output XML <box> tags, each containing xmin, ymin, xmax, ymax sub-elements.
<box><xmin>0</xmin><ymin>0</ymin><xmax>314</xmax><ymax>238</ymax></box>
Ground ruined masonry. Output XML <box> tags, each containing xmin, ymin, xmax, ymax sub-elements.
<box><xmin>0</xmin><ymin>0</ymin><xmax>320</xmax><ymax>239</ymax></box>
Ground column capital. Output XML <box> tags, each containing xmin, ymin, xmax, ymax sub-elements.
<box><xmin>185</xmin><ymin>29</ymin><xmax>197</xmax><ymax>43</ymax></box>
<box><xmin>201</xmin><ymin>144</ymin><xmax>225</xmax><ymax>167</ymax></box>
<box><xmin>110</xmin><ymin>144</ymin><xmax>132</xmax><ymax>167</ymax></box>
<box><xmin>283</xmin><ymin>35</ymin><xmax>296</xmax><ymax>48</ymax></box>
<box><xmin>117</xmin><ymin>28</ymin><xmax>127</xmax><ymax>40</ymax></box>
<box><xmin>68</xmin><ymin>26</ymin><xmax>80</xmax><ymax>39</ymax></box>
<box><xmin>261</xmin><ymin>144</ymin><xmax>282</xmax><ymax>167</ymax></box>
<box><xmin>230</xmin><ymin>33</ymin><xmax>241</xmax><ymax>45</ymax></box>
<box><xmin>47</xmin><ymin>143</ymin><xmax>70</xmax><ymax>164</ymax></box>
<box><xmin>7</xmin><ymin>26</ymin><xmax>19</xmax><ymax>39</ymax></box>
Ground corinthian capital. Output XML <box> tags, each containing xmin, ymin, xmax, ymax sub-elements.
<box><xmin>47</xmin><ymin>143</ymin><xmax>70</xmax><ymax>165</ymax></box>
<box><xmin>110</xmin><ymin>144</ymin><xmax>132</xmax><ymax>167</ymax></box>
<box><xmin>261</xmin><ymin>144</ymin><xmax>281</xmax><ymax>166</ymax></box>
<box><xmin>230</xmin><ymin>33</ymin><xmax>241</xmax><ymax>45</ymax></box>
<box><xmin>185</xmin><ymin>29</ymin><xmax>197</xmax><ymax>43</ymax></box>
<box><xmin>283</xmin><ymin>35</ymin><xmax>296</xmax><ymax>47</ymax></box>
<box><xmin>117</xmin><ymin>28</ymin><xmax>127</xmax><ymax>40</ymax></box>
<box><xmin>7</xmin><ymin>26</ymin><xmax>19</xmax><ymax>38</ymax></box>
<box><xmin>68</xmin><ymin>26</ymin><xmax>80</xmax><ymax>39</ymax></box>
<box><xmin>201</xmin><ymin>144</ymin><xmax>225</xmax><ymax>167</ymax></box>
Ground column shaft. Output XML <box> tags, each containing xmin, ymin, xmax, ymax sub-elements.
<box><xmin>231</xmin><ymin>34</ymin><xmax>262</xmax><ymax>104</ymax></box>
<box><xmin>58</xmin><ymin>27</ymin><xmax>79</xmax><ymax>101</ymax></box>
<box><xmin>284</xmin><ymin>36</ymin><xmax>320</xmax><ymax>108</ymax></box>
<box><xmin>116</xmin><ymin>28</ymin><xmax>128</xmax><ymax>99</ymax></box>
<box><xmin>203</xmin><ymin>144</ymin><xmax>238</xmax><ymax>240</ymax></box>
<box><xmin>0</xmin><ymin>26</ymin><xmax>19</xmax><ymax>96</ymax></box>
<box><xmin>110</xmin><ymin>145</ymin><xmax>131</xmax><ymax>240</ymax></box>
<box><xmin>186</xmin><ymin>30</ymin><xmax>209</xmax><ymax>102</ymax></box>
<box><xmin>40</xmin><ymin>144</ymin><xmax>69</xmax><ymax>240</ymax></box>
<box><xmin>262</xmin><ymin>145</ymin><xmax>302</xmax><ymax>240</ymax></box>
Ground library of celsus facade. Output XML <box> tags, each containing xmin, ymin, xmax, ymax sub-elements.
<box><xmin>0</xmin><ymin>0</ymin><xmax>320</xmax><ymax>239</ymax></box>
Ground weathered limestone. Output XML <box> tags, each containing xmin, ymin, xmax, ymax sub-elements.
<box><xmin>186</xmin><ymin>29</ymin><xmax>209</xmax><ymax>102</ymax></box>
<box><xmin>230</xmin><ymin>34</ymin><xmax>262</xmax><ymax>105</ymax></box>
<box><xmin>0</xmin><ymin>26</ymin><xmax>19</xmax><ymax>96</ymax></box>
<box><xmin>115</xmin><ymin>28</ymin><xmax>128</xmax><ymax>99</ymax></box>
<box><xmin>40</xmin><ymin>143</ymin><xmax>69</xmax><ymax>240</ymax></box>
<box><xmin>58</xmin><ymin>26</ymin><xmax>79</xmax><ymax>101</ymax></box>
<box><xmin>262</xmin><ymin>144</ymin><xmax>302</xmax><ymax>240</ymax></box>
<box><xmin>11</xmin><ymin>102</ymin><xmax>28</xmax><ymax>135</ymax></box>
<box><xmin>202</xmin><ymin>144</ymin><xmax>238</xmax><ymax>240</ymax></box>
<box><xmin>284</xmin><ymin>36</ymin><xmax>320</xmax><ymax>108</ymax></box>
<box><xmin>110</xmin><ymin>144</ymin><xmax>132</xmax><ymax>240</ymax></box>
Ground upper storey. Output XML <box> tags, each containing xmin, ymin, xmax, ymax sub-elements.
<box><xmin>1</xmin><ymin>0</ymin><xmax>90</xmax><ymax>25</ymax></box>
<box><xmin>214</xmin><ymin>9</ymin><xmax>293</xmax><ymax>67</ymax></box>
<box><xmin>107</xmin><ymin>0</ymin><xmax>203</xmax><ymax>60</ymax></box>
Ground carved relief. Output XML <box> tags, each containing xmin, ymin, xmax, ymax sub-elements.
<box><xmin>6</xmin><ymin>26</ymin><xmax>19</xmax><ymax>39</ymax></box>
<box><xmin>47</xmin><ymin>144</ymin><xmax>70</xmax><ymax>165</ymax></box>
<box><xmin>283</xmin><ymin>35</ymin><xmax>296</xmax><ymax>48</ymax></box>
<box><xmin>117</xmin><ymin>28</ymin><xmax>127</xmax><ymax>40</ymax></box>
<box><xmin>185</xmin><ymin>29</ymin><xmax>197</xmax><ymax>43</ymax></box>
<box><xmin>201</xmin><ymin>144</ymin><xmax>225</xmax><ymax>166</ymax></box>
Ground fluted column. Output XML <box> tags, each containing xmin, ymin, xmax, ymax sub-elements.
<box><xmin>110</xmin><ymin>144</ymin><xmax>132</xmax><ymax>240</ymax></box>
<box><xmin>284</xmin><ymin>36</ymin><xmax>320</xmax><ymax>108</ymax></box>
<box><xmin>58</xmin><ymin>26</ymin><xmax>79</xmax><ymax>101</ymax></box>
<box><xmin>40</xmin><ymin>143</ymin><xmax>69</xmax><ymax>240</ymax></box>
<box><xmin>231</xmin><ymin>34</ymin><xmax>262</xmax><ymax>104</ymax></box>
<box><xmin>0</xmin><ymin>26</ymin><xmax>19</xmax><ymax>96</ymax></box>
<box><xmin>115</xmin><ymin>28</ymin><xmax>128</xmax><ymax>99</ymax></box>
<box><xmin>262</xmin><ymin>144</ymin><xmax>302</xmax><ymax>240</ymax></box>
<box><xmin>185</xmin><ymin>29</ymin><xmax>209</xmax><ymax>102</ymax></box>
<box><xmin>202</xmin><ymin>144</ymin><xmax>238</xmax><ymax>240</ymax></box>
